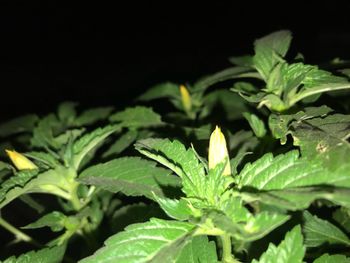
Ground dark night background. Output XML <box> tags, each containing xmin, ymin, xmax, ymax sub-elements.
<box><xmin>1</xmin><ymin>1</ymin><xmax>349</xmax><ymax>121</ymax></box>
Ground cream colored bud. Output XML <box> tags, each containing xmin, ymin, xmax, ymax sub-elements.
<box><xmin>208</xmin><ymin>126</ymin><xmax>231</xmax><ymax>176</ymax></box>
<box><xmin>179</xmin><ymin>85</ymin><xmax>192</xmax><ymax>112</ymax></box>
<box><xmin>5</xmin><ymin>150</ymin><xmax>38</xmax><ymax>170</ymax></box>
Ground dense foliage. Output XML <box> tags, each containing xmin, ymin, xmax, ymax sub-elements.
<box><xmin>1</xmin><ymin>30</ymin><xmax>350</xmax><ymax>263</ymax></box>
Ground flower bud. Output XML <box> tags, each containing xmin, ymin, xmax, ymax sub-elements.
<box><xmin>179</xmin><ymin>85</ymin><xmax>192</xmax><ymax>112</ymax></box>
<box><xmin>208</xmin><ymin>126</ymin><xmax>231</xmax><ymax>176</ymax></box>
<box><xmin>5</xmin><ymin>150</ymin><xmax>38</xmax><ymax>170</ymax></box>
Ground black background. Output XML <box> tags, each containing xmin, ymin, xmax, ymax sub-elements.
<box><xmin>1</xmin><ymin>1</ymin><xmax>350</xmax><ymax>121</ymax></box>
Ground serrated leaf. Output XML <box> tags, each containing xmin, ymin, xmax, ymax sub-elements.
<box><xmin>22</xmin><ymin>211</ymin><xmax>66</xmax><ymax>232</ymax></box>
<box><xmin>253</xmin><ymin>30</ymin><xmax>292</xmax><ymax>81</ymax></box>
<box><xmin>252</xmin><ymin>225</ymin><xmax>305</xmax><ymax>263</ymax></box>
<box><xmin>137</xmin><ymin>82</ymin><xmax>180</xmax><ymax>101</ymax></box>
<box><xmin>2</xmin><ymin>245</ymin><xmax>66</xmax><ymax>263</ymax></box>
<box><xmin>109</xmin><ymin>106</ymin><xmax>163</xmax><ymax>128</ymax></box>
<box><xmin>154</xmin><ymin>196</ymin><xmax>192</xmax><ymax>221</ymax></box>
<box><xmin>268</xmin><ymin>105</ymin><xmax>333</xmax><ymax>144</ymax></box>
<box><xmin>243</xmin><ymin>112</ymin><xmax>266</xmax><ymax>138</ymax></box>
<box><xmin>72</xmin><ymin>125</ymin><xmax>120</xmax><ymax>169</ymax></box>
<box><xmin>0</xmin><ymin>167</ymin><xmax>71</xmax><ymax>209</ymax></box>
<box><xmin>240</xmin><ymin>186</ymin><xmax>350</xmax><ymax>211</ymax></box>
<box><xmin>78</xmin><ymin>157</ymin><xmax>181</xmax><ymax>200</ymax></box>
<box><xmin>238</xmin><ymin>150</ymin><xmax>350</xmax><ymax>190</ymax></box>
<box><xmin>175</xmin><ymin>236</ymin><xmax>218</xmax><ymax>263</ymax></box>
<box><xmin>102</xmin><ymin>129</ymin><xmax>138</xmax><ymax>158</ymax></box>
<box><xmin>30</xmin><ymin>114</ymin><xmax>62</xmax><ymax>149</ymax></box>
<box><xmin>135</xmin><ymin>138</ymin><xmax>206</xmax><ymax>198</ymax></box>
<box><xmin>313</xmin><ymin>253</ymin><xmax>350</xmax><ymax>263</ymax></box>
<box><xmin>0</xmin><ymin>114</ymin><xmax>39</xmax><ymax>138</ymax></box>
<box><xmin>79</xmin><ymin>218</ymin><xmax>195</xmax><ymax>263</ymax></box>
<box><xmin>303</xmin><ymin>211</ymin><xmax>350</xmax><ymax>247</ymax></box>
<box><xmin>74</xmin><ymin>106</ymin><xmax>114</xmax><ymax>126</ymax></box>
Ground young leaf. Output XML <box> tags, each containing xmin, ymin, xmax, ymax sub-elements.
<box><xmin>57</xmin><ymin>101</ymin><xmax>77</xmax><ymax>125</ymax></box>
<box><xmin>0</xmin><ymin>114</ymin><xmax>38</xmax><ymax>138</ymax></box>
<box><xmin>253</xmin><ymin>30</ymin><xmax>292</xmax><ymax>81</ymax></box>
<box><xmin>137</xmin><ymin>82</ymin><xmax>180</xmax><ymax>101</ymax></box>
<box><xmin>102</xmin><ymin>129</ymin><xmax>138</xmax><ymax>158</ymax></box>
<box><xmin>72</xmin><ymin>125</ymin><xmax>121</xmax><ymax>169</ymax></box>
<box><xmin>303</xmin><ymin>211</ymin><xmax>350</xmax><ymax>247</ymax></box>
<box><xmin>22</xmin><ymin>211</ymin><xmax>67</xmax><ymax>232</ymax></box>
<box><xmin>135</xmin><ymin>138</ymin><xmax>206</xmax><ymax>198</ymax></box>
<box><xmin>243</xmin><ymin>112</ymin><xmax>266</xmax><ymax>138</ymax></box>
<box><xmin>252</xmin><ymin>225</ymin><xmax>305</xmax><ymax>263</ymax></box>
<box><xmin>154</xmin><ymin>196</ymin><xmax>192</xmax><ymax>221</ymax></box>
<box><xmin>313</xmin><ymin>253</ymin><xmax>350</xmax><ymax>263</ymax></box>
<box><xmin>175</xmin><ymin>236</ymin><xmax>218</xmax><ymax>263</ymax></box>
<box><xmin>79</xmin><ymin>218</ymin><xmax>195</xmax><ymax>263</ymax></box>
<box><xmin>31</xmin><ymin>114</ymin><xmax>62</xmax><ymax>149</ymax></box>
<box><xmin>74</xmin><ymin>106</ymin><xmax>114</xmax><ymax>126</ymax></box>
<box><xmin>0</xmin><ymin>167</ymin><xmax>72</xmax><ymax>209</ymax></box>
<box><xmin>193</xmin><ymin>66</ymin><xmax>253</xmax><ymax>92</ymax></box>
<box><xmin>2</xmin><ymin>245</ymin><xmax>66</xmax><ymax>263</ymax></box>
<box><xmin>78</xmin><ymin>157</ymin><xmax>181</xmax><ymax>200</ymax></box>
<box><xmin>109</xmin><ymin>106</ymin><xmax>163</xmax><ymax>128</ymax></box>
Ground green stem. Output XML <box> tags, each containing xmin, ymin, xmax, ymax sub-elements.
<box><xmin>69</xmin><ymin>182</ymin><xmax>82</xmax><ymax>211</ymax></box>
<box><xmin>0</xmin><ymin>217</ymin><xmax>40</xmax><ymax>247</ymax></box>
<box><xmin>220</xmin><ymin>234</ymin><xmax>239</xmax><ymax>263</ymax></box>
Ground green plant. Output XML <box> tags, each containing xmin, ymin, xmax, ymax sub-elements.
<box><xmin>1</xmin><ymin>30</ymin><xmax>350</xmax><ymax>262</ymax></box>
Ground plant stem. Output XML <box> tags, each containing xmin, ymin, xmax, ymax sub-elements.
<box><xmin>69</xmin><ymin>182</ymin><xmax>82</xmax><ymax>211</ymax></box>
<box><xmin>220</xmin><ymin>234</ymin><xmax>239</xmax><ymax>263</ymax></box>
<box><xmin>0</xmin><ymin>217</ymin><xmax>40</xmax><ymax>247</ymax></box>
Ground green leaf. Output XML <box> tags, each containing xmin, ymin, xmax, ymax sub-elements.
<box><xmin>199</xmin><ymin>90</ymin><xmax>247</xmax><ymax>121</ymax></box>
<box><xmin>0</xmin><ymin>167</ymin><xmax>72</xmax><ymax>209</ymax></box>
<box><xmin>78</xmin><ymin>157</ymin><xmax>181</xmax><ymax>200</ymax></box>
<box><xmin>252</xmin><ymin>225</ymin><xmax>305</xmax><ymax>263</ymax></box>
<box><xmin>229</xmin><ymin>55</ymin><xmax>254</xmax><ymax>67</ymax></box>
<box><xmin>240</xmin><ymin>186</ymin><xmax>350</xmax><ymax>211</ymax></box>
<box><xmin>57</xmin><ymin>101</ymin><xmax>77</xmax><ymax>125</ymax></box>
<box><xmin>193</xmin><ymin>66</ymin><xmax>253</xmax><ymax>92</ymax></box>
<box><xmin>2</xmin><ymin>245</ymin><xmax>66</xmax><ymax>263</ymax></box>
<box><xmin>253</xmin><ymin>30</ymin><xmax>292</xmax><ymax>81</ymax></box>
<box><xmin>0</xmin><ymin>114</ymin><xmax>38</xmax><ymax>138</ymax></box>
<box><xmin>238</xmin><ymin>150</ymin><xmax>350</xmax><ymax>190</ymax></box>
<box><xmin>135</xmin><ymin>138</ymin><xmax>206</xmax><ymax>198</ymax></box>
<box><xmin>74</xmin><ymin>106</ymin><xmax>114</xmax><ymax>126</ymax></box>
<box><xmin>243</xmin><ymin>112</ymin><xmax>266</xmax><ymax>138</ymax></box>
<box><xmin>109</xmin><ymin>106</ymin><xmax>163</xmax><ymax>128</ymax></box>
<box><xmin>313</xmin><ymin>253</ymin><xmax>350</xmax><ymax>263</ymax></box>
<box><xmin>303</xmin><ymin>211</ymin><xmax>350</xmax><ymax>247</ymax></box>
<box><xmin>333</xmin><ymin>207</ymin><xmax>350</xmax><ymax>233</ymax></box>
<box><xmin>30</xmin><ymin>114</ymin><xmax>62</xmax><ymax>149</ymax></box>
<box><xmin>175</xmin><ymin>236</ymin><xmax>218</xmax><ymax>263</ymax></box>
<box><xmin>211</xmin><ymin>209</ymin><xmax>289</xmax><ymax>242</ymax></box>
<box><xmin>137</xmin><ymin>82</ymin><xmax>180</xmax><ymax>101</ymax></box>
<box><xmin>72</xmin><ymin>125</ymin><xmax>120</xmax><ymax>169</ymax></box>
<box><xmin>24</xmin><ymin>151</ymin><xmax>59</xmax><ymax>168</ymax></box>
<box><xmin>79</xmin><ymin>218</ymin><xmax>195</xmax><ymax>263</ymax></box>
<box><xmin>154</xmin><ymin>196</ymin><xmax>192</xmax><ymax>221</ymax></box>
<box><xmin>102</xmin><ymin>129</ymin><xmax>138</xmax><ymax>158</ymax></box>
<box><xmin>22</xmin><ymin>211</ymin><xmax>67</xmax><ymax>232</ymax></box>
<box><xmin>268</xmin><ymin>105</ymin><xmax>333</xmax><ymax>144</ymax></box>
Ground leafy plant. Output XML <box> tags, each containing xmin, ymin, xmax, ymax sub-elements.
<box><xmin>1</xmin><ymin>30</ymin><xmax>350</xmax><ymax>262</ymax></box>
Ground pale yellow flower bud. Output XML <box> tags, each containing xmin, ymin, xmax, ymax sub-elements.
<box><xmin>5</xmin><ymin>150</ymin><xmax>38</xmax><ymax>170</ymax></box>
<box><xmin>179</xmin><ymin>85</ymin><xmax>192</xmax><ymax>112</ymax></box>
<box><xmin>208</xmin><ymin>126</ymin><xmax>231</xmax><ymax>176</ymax></box>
